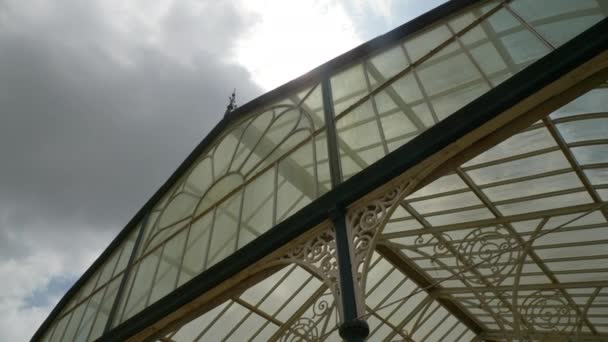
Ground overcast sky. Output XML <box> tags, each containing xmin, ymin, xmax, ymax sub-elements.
<box><xmin>0</xmin><ymin>0</ymin><xmax>445</xmax><ymax>340</ymax></box>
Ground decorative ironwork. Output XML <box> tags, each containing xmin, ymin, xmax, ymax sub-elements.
<box><xmin>270</xmin><ymin>181</ymin><xmax>410</xmax><ymax>322</ymax></box>
<box><xmin>413</xmin><ymin>233</ymin><xmax>453</xmax><ymax>260</ymax></box>
<box><xmin>275</xmin><ymin>227</ymin><xmax>341</xmax><ymax>303</ymax></box>
<box><xmin>225</xmin><ymin>88</ymin><xmax>238</xmax><ymax>115</ymax></box>
<box><xmin>456</xmin><ymin>226</ymin><xmax>520</xmax><ymax>285</ymax></box>
<box><xmin>521</xmin><ymin>290</ymin><xmax>578</xmax><ymax>333</ymax></box>
<box><xmin>486</xmin><ymin>291</ymin><xmax>517</xmax><ymax>327</ymax></box>
<box><xmin>279</xmin><ymin>293</ymin><xmax>336</xmax><ymax>342</ymax></box>
<box><xmin>348</xmin><ymin>182</ymin><xmax>411</xmax><ymax>293</ymax></box>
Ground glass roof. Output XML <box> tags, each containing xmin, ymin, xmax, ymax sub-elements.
<box><xmin>160</xmin><ymin>255</ymin><xmax>477</xmax><ymax>342</ymax></box>
<box><xmin>154</xmin><ymin>80</ymin><xmax>608</xmax><ymax>342</ymax></box>
<box><xmin>35</xmin><ymin>0</ymin><xmax>608</xmax><ymax>341</ymax></box>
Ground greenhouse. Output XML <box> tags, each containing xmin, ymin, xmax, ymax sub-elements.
<box><xmin>33</xmin><ymin>0</ymin><xmax>608</xmax><ymax>341</ymax></box>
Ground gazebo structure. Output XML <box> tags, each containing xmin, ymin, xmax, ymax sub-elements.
<box><xmin>33</xmin><ymin>0</ymin><xmax>608</xmax><ymax>341</ymax></box>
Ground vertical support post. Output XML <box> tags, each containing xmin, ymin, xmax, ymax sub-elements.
<box><xmin>330</xmin><ymin>207</ymin><xmax>370</xmax><ymax>341</ymax></box>
<box><xmin>321</xmin><ymin>77</ymin><xmax>343</xmax><ymax>188</ymax></box>
<box><xmin>322</xmin><ymin>77</ymin><xmax>369</xmax><ymax>341</ymax></box>
<box><xmin>104</xmin><ymin>213</ymin><xmax>149</xmax><ymax>333</ymax></box>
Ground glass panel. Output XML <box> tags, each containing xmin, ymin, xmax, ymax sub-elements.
<box><xmin>491</xmin><ymin>9</ymin><xmax>552</xmax><ymax>65</ymax></box>
<box><xmin>73</xmin><ymin>300</ymin><xmax>96</xmax><ymax>342</ymax></box>
<box><xmin>404</xmin><ymin>24</ymin><xmax>452</xmax><ymax>62</ymax></box>
<box><xmin>409</xmin><ymin>191</ymin><xmax>482</xmax><ymax>215</ymax></box>
<box><xmin>195</xmin><ymin>173</ymin><xmax>244</xmax><ymax>217</ymax></box>
<box><xmin>466</xmin><ymin>150</ymin><xmax>570</xmax><ymax>185</ymax></box>
<box><xmin>551</xmin><ymin>88</ymin><xmax>608</xmax><ymax>118</ymax></box>
<box><xmin>369</xmin><ymin>45</ymin><xmax>409</xmax><ymax>80</ymax></box>
<box><xmin>464</xmin><ymin>127</ymin><xmax>556</xmax><ymax>167</ymax></box>
<box><xmin>178</xmin><ymin>213</ymin><xmax>213</xmax><ymax>286</ymax></box>
<box><xmin>571</xmin><ymin>145</ymin><xmax>608</xmax><ymax>165</ymax></box>
<box><xmin>586</xmin><ymin>168</ymin><xmax>608</xmax><ymax>185</ymax></box>
<box><xmin>497</xmin><ymin>191</ymin><xmax>593</xmax><ymax>215</ymax></box>
<box><xmin>416</xmin><ymin>42</ymin><xmax>484</xmax><ymax>97</ymax></box>
<box><xmin>149</xmin><ymin>229</ymin><xmax>187</xmax><ymax>304</ymax></box>
<box><xmin>509</xmin><ymin>0</ymin><xmax>606</xmax><ymax>47</ymax></box>
<box><xmin>120</xmin><ymin>247</ymin><xmax>162</xmax><ymax>321</ymax></box>
<box><xmin>329</xmin><ymin>4</ymin><xmax>563</xmax><ymax>182</ymax></box>
<box><xmin>557</xmin><ymin>118</ymin><xmax>608</xmax><ymax>143</ymax></box>
<box><xmin>331</xmin><ymin>64</ymin><xmax>369</xmax><ymax>115</ymax></box>
<box><xmin>88</xmin><ymin>277</ymin><xmax>121</xmax><ymax>341</ymax></box>
<box><xmin>239</xmin><ymin>171</ymin><xmax>274</xmax><ymax>248</ymax></box>
<box><xmin>483</xmin><ymin>172</ymin><xmax>582</xmax><ymax>201</ymax></box>
<box><xmin>60</xmin><ymin>303</ymin><xmax>86</xmax><ymax>342</ymax></box>
<box><xmin>206</xmin><ymin>191</ymin><xmax>243</xmax><ymax>268</ymax></box>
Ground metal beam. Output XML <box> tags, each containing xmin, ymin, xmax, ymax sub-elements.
<box><xmin>481</xmin><ymin>330</ymin><xmax>608</xmax><ymax>341</ymax></box>
<box><xmin>437</xmin><ymin>280</ymin><xmax>608</xmax><ymax>295</ymax></box>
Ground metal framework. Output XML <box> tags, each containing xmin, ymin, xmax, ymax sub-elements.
<box><xmin>33</xmin><ymin>0</ymin><xmax>608</xmax><ymax>341</ymax></box>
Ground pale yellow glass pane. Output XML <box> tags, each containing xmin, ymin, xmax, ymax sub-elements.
<box><xmin>572</xmin><ymin>145</ymin><xmax>608</xmax><ymax>165</ymax></box>
<box><xmin>409</xmin><ymin>191</ymin><xmax>482</xmax><ymax>215</ymax></box>
<box><xmin>431</xmin><ymin>81</ymin><xmax>491</xmax><ymax>121</ymax></box>
<box><xmin>417</xmin><ymin>42</ymin><xmax>483</xmax><ymax>96</ymax></box>
<box><xmin>483</xmin><ymin>172</ymin><xmax>582</xmax><ymax>202</ymax></box>
<box><xmin>114</xmin><ymin>228</ymin><xmax>137</xmax><ymax>275</ymax></box>
<box><xmin>315</xmin><ymin>133</ymin><xmax>331</xmax><ymax>192</ymax></box>
<box><xmin>467</xmin><ymin>151</ymin><xmax>570</xmax><ymax>185</ymax></box>
<box><xmin>149</xmin><ymin>230</ymin><xmax>187</xmax><ymax>304</ymax></box>
<box><xmin>585</xmin><ymin>168</ymin><xmax>608</xmax><ymax>185</ymax></box>
<box><xmin>384</xmin><ymin>73</ymin><xmax>423</xmax><ymax>104</ymax></box>
<box><xmin>404</xmin><ymin>24</ymin><xmax>452</xmax><ymax>62</ymax></box>
<box><xmin>427</xmin><ymin>207</ymin><xmax>494</xmax><ymax>225</ymax></box>
<box><xmin>73</xmin><ymin>293</ymin><xmax>102</xmax><ymax>341</ymax></box>
<box><xmin>331</xmin><ymin>64</ymin><xmax>368</xmax><ymax>115</ymax></box>
<box><xmin>239</xmin><ymin>170</ymin><xmax>274</xmax><ymax>248</ymax></box>
<box><xmin>464</xmin><ymin>127</ymin><xmax>556</xmax><ymax>167</ymax></box>
<box><xmin>184</xmin><ymin>157</ymin><xmax>213</xmax><ymax>196</ymax></box>
<box><xmin>497</xmin><ymin>191</ymin><xmax>593</xmax><ymax>215</ymax></box>
<box><xmin>206</xmin><ymin>192</ymin><xmax>242</xmax><ymax>267</ymax></box>
<box><xmin>551</xmin><ymin>89</ymin><xmax>608</xmax><ymax>118</ymax></box>
<box><xmin>88</xmin><ymin>278</ymin><xmax>121</xmax><ymax>341</ymax></box>
<box><xmin>95</xmin><ymin>251</ymin><xmax>119</xmax><ymax>290</ymax></box>
<box><xmin>212</xmin><ymin>133</ymin><xmax>239</xmax><ymax>177</ymax></box>
<box><xmin>409</xmin><ymin>174</ymin><xmax>467</xmax><ymax>199</ymax></box>
<box><xmin>195</xmin><ymin>173</ymin><xmax>244</xmax><ymax>217</ymax></box>
<box><xmin>267</xmin><ymin>109</ymin><xmax>300</xmax><ymax>145</ymax></box>
<box><xmin>201</xmin><ymin>302</ymin><xmax>249</xmax><ymax>339</ymax></box>
<box><xmin>297</xmin><ymin>84</ymin><xmax>325</xmax><ymax>125</ymax></box>
<box><xmin>368</xmin><ymin>45</ymin><xmax>409</xmax><ymax>80</ymax></box>
<box><xmin>61</xmin><ymin>303</ymin><xmax>86</xmax><ymax>342</ymax></box>
<box><xmin>557</xmin><ymin>118</ymin><xmax>608</xmax><ymax>143</ymax></box>
<box><xmin>121</xmin><ymin>248</ymin><xmax>161</xmax><ymax>321</ymax></box>
<box><xmin>276</xmin><ymin>160</ymin><xmax>312</xmax><ymax>221</ymax></box>
<box><xmin>178</xmin><ymin>213</ymin><xmax>213</xmax><ymax>286</ymax></box>
<box><xmin>510</xmin><ymin>0</ymin><xmax>605</xmax><ymax>47</ymax></box>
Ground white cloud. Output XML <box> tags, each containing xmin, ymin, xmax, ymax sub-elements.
<box><xmin>351</xmin><ymin>0</ymin><xmax>395</xmax><ymax>20</ymax></box>
<box><xmin>0</xmin><ymin>219</ymin><xmax>110</xmax><ymax>341</ymax></box>
<box><xmin>0</xmin><ymin>253</ymin><xmax>62</xmax><ymax>341</ymax></box>
<box><xmin>234</xmin><ymin>0</ymin><xmax>362</xmax><ymax>90</ymax></box>
<box><xmin>0</xmin><ymin>299</ymin><xmax>56</xmax><ymax>342</ymax></box>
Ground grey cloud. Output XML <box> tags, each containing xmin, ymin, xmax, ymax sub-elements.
<box><xmin>0</xmin><ymin>0</ymin><xmax>261</xmax><ymax>258</ymax></box>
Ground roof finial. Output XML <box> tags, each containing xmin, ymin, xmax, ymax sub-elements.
<box><xmin>225</xmin><ymin>89</ymin><xmax>237</xmax><ymax>116</ymax></box>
